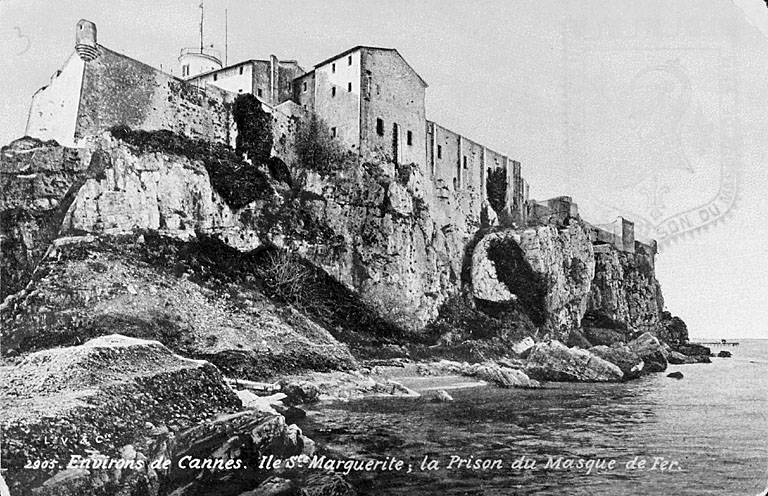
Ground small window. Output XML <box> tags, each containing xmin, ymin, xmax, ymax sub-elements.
<box><xmin>303</xmin><ymin>81</ymin><xmax>307</xmax><ymax>92</ymax></box>
<box><xmin>347</xmin><ymin>82</ymin><xmax>352</xmax><ymax>92</ymax></box>
<box><xmin>376</xmin><ymin>118</ymin><xmax>384</xmax><ymax>136</ymax></box>
<box><xmin>257</xmin><ymin>88</ymin><xmax>263</xmax><ymax>97</ymax></box>
<box><xmin>332</xmin><ymin>87</ymin><xmax>337</xmax><ymax>97</ymax></box>
<box><xmin>463</xmin><ymin>156</ymin><xmax>468</xmax><ymax>169</ymax></box>
<box><xmin>239</xmin><ymin>66</ymin><xmax>244</xmax><ymax>75</ymax></box>
<box><xmin>407</xmin><ymin>130</ymin><xmax>413</xmax><ymax>146</ymax></box>
<box><xmin>348</xmin><ymin>55</ymin><xmax>352</xmax><ymax>65</ymax></box>
<box><xmin>213</xmin><ymin>73</ymin><xmax>218</xmax><ymax>81</ymax></box>
<box><xmin>331</xmin><ymin>127</ymin><xmax>337</xmax><ymax>138</ymax></box>
<box><xmin>238</xmin><ymin>89</ymin><xmax>243</xmax><ymax>93</ymax></box>
<box><xmin>437</xmin><ymin>145</ymin><xmax>442</xmax><ymax>159</ymax></box>
<box><xmin>182</xmin><ymin>65</ymin><xmax>189</xmax><ymax>77</ymax></box>
<box><xmin>332</xmin><ymin>63</ymin><xmax>336</xmax><ymax>73</ymax></box>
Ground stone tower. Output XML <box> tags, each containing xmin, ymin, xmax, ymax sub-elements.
<box><xmin>75</xmin><ymin>19</ymin><xmax>98</xmax><ymax>61</ymax></box>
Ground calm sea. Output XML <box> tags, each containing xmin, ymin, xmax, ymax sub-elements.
<box><xmin>301</xmin><ymin>339</ymin><xmax>768</xmax><ymax>495</ymax></box>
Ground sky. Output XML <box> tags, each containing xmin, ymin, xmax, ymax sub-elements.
<box><xmin>1</xmin><ymin>0</ymin><xmax>767</xmax><ymax>339</ymax></box>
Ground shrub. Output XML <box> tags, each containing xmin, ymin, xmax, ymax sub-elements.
<box><xmin>233</xmin><ymin>93</ymin><xmax>273</xmax><ymax>163</ymax></box>
<box><xmin>294</xmin><ymin>113</ymin><xmax>346</xmax><ymax>173</ymax></box>
<box><xmin>108</xmin><ymin>126</ymin><xmax>273</xmax><ymax>209</ymax></box>
<box><xmin>486</xmin><ymin>167</ymin><xmax>507</xmax><ymax>214</ymax></box>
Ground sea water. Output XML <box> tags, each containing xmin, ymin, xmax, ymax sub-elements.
<box><xmin>301</xmin><ymin>340</ymin><xmax>768</xmax><ymax>495</ymax></box>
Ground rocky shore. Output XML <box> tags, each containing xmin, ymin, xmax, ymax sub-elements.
<box><xmin>0</xmin><ymin>132</ymin><xmax>712</xmax><ymax>495</ymax></box>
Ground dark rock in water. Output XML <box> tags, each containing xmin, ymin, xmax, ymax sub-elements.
<box><xmin>525</xmin><ymin>340</ymin><xmax>624</xmax><ymax>382</ymax></box>
<box><xmin>281</xmin><ymin>381</ymin><xmax>321</xmax><ymax>406</ymax></box>
<box><xmin>718</xmin><ymin>350</ymin><xmax>732</xmax><ymax>358</ymax></box>
<box><xmin>675</xmin><ymin>343</ymin><xmax>711</xmax><ymax>357</ymax></box>
<box><xmin>588</xmin><ymin>345</ymin><xmax>644</xmax><ymax>380</ymax></box>
<box><xmin>431</xmin><ymin>390</ymin><xmax>454</xmax><ymax>402</ymax></box>
<box><xmin>667</xmin><ymin>371</ymin><xmax>684</xmax><ymax>379</ymax></box>
<box><xmin>627</xmin><ymin>332</ymin><xmax>668</xmax><ymax>373</ymax></box>
<box><xmin>240</xmin><ymin>476</ymin><xmax>299</xmax><ymax>496</ymax></box>
<box><xmin>582</xmin><ymin>327</ymin><xmax>627</xmax><ymax>347</ymax></box>
<box><xmin>566</xmin><ymin>329</ymin><xmax>593</xmax><ymax>349</ymax></box>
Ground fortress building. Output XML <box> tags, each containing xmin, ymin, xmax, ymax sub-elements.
<box><xmin>22</xmin><ymin>19</ymin><xmax>650</xmax><ymax>254</ymax></box>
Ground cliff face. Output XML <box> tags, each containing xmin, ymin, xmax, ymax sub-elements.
<box><xmin>471</xmin><ymin>224</ymin><xmax>595</xmax><ymax>338</ymax></box>
<box><xmin>1</xmin><ymin>129</ymin><xmax>670</xmax><ymax>357</ymax></box>
<box><xmin>586</xmin><ymin>245</ymin><xmax>664</xmax><ymax>336</ymax></box>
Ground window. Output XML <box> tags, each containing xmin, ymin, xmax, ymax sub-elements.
<box><xmin>376</xmin><ymin>118</ymin><xmax>384</xmax><ymax>136</ymax></box>
<box><xmin>348</xmin><ymin>55</ymin><xmax>352</xmax><ymax>65</ymax></box>
<box><xmin>437</xmin><ymin>145</ymin><xmax>442</xmax><ymax>159</ymax></box>
<box><xmin>463</xmin><ymin>156</ymin><xmax>468</xmax><ymax>169</ymax></box>
<box><xmin>332</xmin><ymin>86</ymin><xmax>337</xmax><ymax>97</ymax></box>
<box><xmin>239</xmin><ymin>66</ymin><xmax>244</xmax><ymax>75</ymax></box>
<box><xmin>213</xmin><ymin>73</ymin><xmax>218</xmax><ymax>81</ymax></box>
<box><xmin>407</xmin><ymin>130</ymin><xmax>413</xmax><ymax>146</ymax></box>
<box><xmin>182</xmin><ymin>65</ymin><xmax>189</xmax><ymax>77</ymax></box>
<box><xmin>257</xmin><ymin>88</ymin><xmax>263</xmax><ymax>97</ymax></box>
<box><xmin>303</xmin><ymin>81</ymin><xmax>307</xmax><ymax>92</ymax></box>
<box><xmin>332</xmin><ymin>63</ymin><xmax>336</xmax><ymax>73</ymax></box>
<box><xmin>347</xmin><ymin>82</ymin><xmax>352</xmax><ymax>92</ymax></box>
<box><xmin>331</xmin><ymin>127</ymin><xmax>337</xmax><ymax>138</ymax></box>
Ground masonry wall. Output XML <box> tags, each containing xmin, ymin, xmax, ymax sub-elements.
<box><xmin>314</xmin><ymin>50</ymin><xmax>361</xmax><ymax>152</ymax></box>
<box><xmin>75</xmin><ymin>46</ymin><xmax>233</xmax><ymax>145</ymax></box>
<box><xmin>190</xmin><ymin>63</ymin><xmax>253</xmax><ymax>95</ymax></box>
<box><xmin>293</xmin><ymin>71</ymin><xmax>316</xmax><ymax>112</ymax></box>
<box><xmin>359</xmin><ymin>49</ymin><xmax>426</xmax><ymax>167</ymax></box>
<box><xmin>26</xmin><ymin>53</ymin><xmax>85</xmax><ymax>147</ymax></box>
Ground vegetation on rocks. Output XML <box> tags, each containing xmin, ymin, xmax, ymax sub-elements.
<box><xmin>109</xmin><ymin>125</ymin><xmax>274</xmax><ymax>209</ymax></box>
<box><xmin>294</xmin><ymin>112</ymin><xmax>348</xmax><ymax>173</ymax></box>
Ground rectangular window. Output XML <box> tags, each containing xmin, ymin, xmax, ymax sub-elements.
<box><xmin>407</xmin><ymin>131</ymin><xmax>413</xmax><ymax>146</ymax></box>
<box><xmin>437</xmin><ymin>145</ymin><xmax>442</xmax><ymax>159</ymax></box>
<box><xmin>239</xmin><ymin>66</ymin><xmax>244</xmax><ymax>75</ymax></box>
<box><xmin>182</xmin><ymin>65</ymin><xmax>188</xmax><ymax>77</ymax></box>
<box><xmin>463</xmin><ymin>156</ymin><xmax>468</xmax><ymax>169</ymax></box>
<box><xmin>348</xmin><ymin>55</ymin><xmax>352</xmax><ymax>65</ymax></box>
<box><xmin>332</xmin><ymin>86</ymin><xmax>337</xmax><ymax>97</ymax></box>
<box><xmin>332</xmin><ymin>63</ymin><xmax>336</xmax><ymax>73</ymax></box>
<box><xmin>303</xmin><ymin>81</ymin><xmax>307</xmax><ymax>92</ymax></box>
<box><xmin>257</xmin><ymin>88</ymin><xmax>263</xmax><ymax>97</ymax></box>
<box><xmin>213</xmin><ymin>73</ymin><xmax>218</xmax><ymax>81</ymax></box>
<box><xmin>331</xmin><ymin>127</ymin><xmax>337</xmax><ymax>138</ymax></box>
<box><xmin>376</xmin><ymin>118</ymin><xmax>384</xmax><ymax>136</ymax></box>
<box><xmin>347</xmin><ymin>82</ymin><xmax>352</xmax><ymax>92</ymax></box>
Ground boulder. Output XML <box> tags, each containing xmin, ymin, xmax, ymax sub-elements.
<box><xmin>582</xmin><ymin>327</ymin><xmax>627</xmax><ymax>346</ymax></box>
<box><xmin>281</xmin><ymin>381</ymin><xmax>321</xmax><ymax>406</ymax></box>
<box><xmin>667</xmin><ymin>371</ymin><xmax>684</xmax><ymax>379</ymax></box>
<box><xmin>718</xmin><ymin>350</ymin><xmax>732</xmax><ymax>358</ymax></box>
<box><xmin>588</xmin><ymin>345</ymin><xmax>644</xmax><ymax>380</ymax></box>
<box><xmin>676</xmin><ymin>343</ymin><xmax>711</xmax><ymax>357</ymax></box>
<box><xmin>510</xmin><ymin>336</ymin><xmax>535</xmax><ymax>357</ymax></box>
<box><xmin>525</xmin><ymin>340</ymin><xmax>624</xmax><ymax>382</ymax></box>
<box><xmin>432</xmin><ymin>390</ymin><xmax>454</xmax><ymax>402</ymax></box>
<box><xmin>431</xmin><ymin>360</ymin><xmax>540</xmax><ymax>388</ymax></box>
<box><xmin>627</xmin><ymin>332</ymin><xmax>668</xmax><ymax>373</ymax></box>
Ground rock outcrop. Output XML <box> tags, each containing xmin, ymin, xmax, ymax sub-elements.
<box><xmin>586</xmin><ymin>244</ymin><xmax>664</xmax><ymax>337</ymax></box>
<box><xmin>525</xmin><ymin>340</ymin><xmax>624</xmax><ymax>382</ymax></box>
<box><xmin>0</xmin><ymin>335</ymin><xmax>318</xmax><ymax>496</ymax></box>
<box><xmin>627</xmin><ymin>332</ymin><xmax>669</xmax><ymax>373</ymax></box>
<box><xmin>471</xmin><ymin>223</ymin><xmax>595</xmax><ymax>335</ymax></box>
<box><xmin>588</xmin><ymin>345</ymin><xmax>645</xmax><ymax>380</ymax></box>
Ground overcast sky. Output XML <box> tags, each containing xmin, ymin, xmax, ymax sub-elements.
<box><xmin>1</xmin><ymin>0</ymin><xmax>767</xmax><ymax>339</ymax></box>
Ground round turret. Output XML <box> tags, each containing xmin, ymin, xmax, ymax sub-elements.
<box><xmin>75</xmin><ymin>19</ymin><xmax>98</xmax><ymax>61</ymax></box>
<box><xmin>178</xmin><ymin>46</ymin><xmax>222</xmax><ymax>79</ymax></box>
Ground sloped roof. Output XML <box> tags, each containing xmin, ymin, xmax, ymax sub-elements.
<box><xmin>314</xmin><ymin>46</ymin><xmax>428</xmax><ymax>88</ymax></box>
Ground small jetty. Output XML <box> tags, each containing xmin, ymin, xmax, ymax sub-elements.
<box><xmin>691</xmin><ymin>339</ymin><xmax>740</xmax><ymax>347</ymax></box>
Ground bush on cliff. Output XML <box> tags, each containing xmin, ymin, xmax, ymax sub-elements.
<box><xmin>233</xmin><ymin>93</ymin><xmax>273</xmax><ymax>163</ymax></box>
<box><xmin>294</xmin><ymin>113</ymin><xmax>346</xmax><ymax>173</ymax></box>
<box><xmin>486</xmin><ymin>167</ymin><xmax>507</xmax><ymax>215</ymax></box>
<box><xmin>109</xmin><ymin>126</ymin><xmax>273</xmax><ymax>209</ymax></box>
<box><xmin>485</xmin><ymin>236</ymin><xmax>548</xmax><ymax>326</ymax></box>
